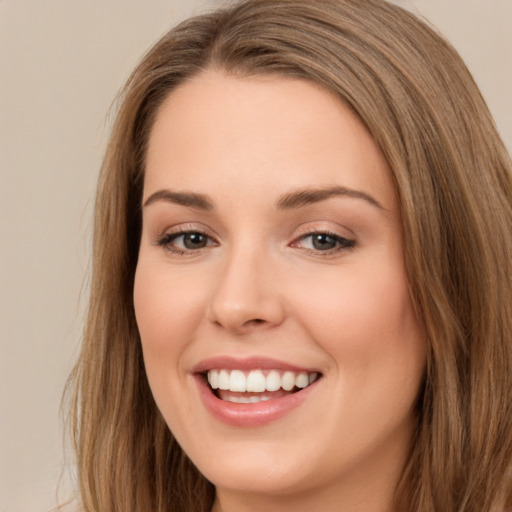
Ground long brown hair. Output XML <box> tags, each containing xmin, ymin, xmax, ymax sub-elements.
<box><xmin>67</xmin><ymin>0</ymin><xmax>512</xmax><ymax>510</ymax></box>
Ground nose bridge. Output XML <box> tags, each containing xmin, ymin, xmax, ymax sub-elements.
<box><xmin>208</xmin><ymin>237</ymin><xmax>284</xmax><ymax>332</ymax></box>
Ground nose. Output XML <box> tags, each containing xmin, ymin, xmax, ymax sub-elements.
<box><xmin>207</xmin><ymin>245</ymin><xmax>285</xmax><ymax>334</ymax></box>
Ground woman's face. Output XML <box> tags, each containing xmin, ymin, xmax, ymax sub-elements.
<box><xmin>134</xmin><ymin>71</ymin><xmax>426</xmax><ymax>508</ymax></box>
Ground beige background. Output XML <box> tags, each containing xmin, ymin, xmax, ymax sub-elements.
<box><xmin>0</xmin><ymin>1</ymin><xmax>510</xmax><ymax>511</ymax></box>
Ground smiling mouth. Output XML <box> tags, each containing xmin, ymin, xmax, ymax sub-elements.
<box><xmin>205</xmin><ymin>369</ymin><xmax>321</xmax><ymax>403</ymax></box>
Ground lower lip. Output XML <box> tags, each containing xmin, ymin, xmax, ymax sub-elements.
<box><xmin>194</xmin><ymin>375</ymin><xmax>318</xmax><ymax>427</ymax></box>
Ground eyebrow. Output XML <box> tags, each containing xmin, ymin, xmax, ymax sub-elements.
<box><xmin>143</xmin><ymin>189</ymin><xmax>214</xmax><ymax>210</ymax></box>
<box><xmin>143</xmin><ymin>185</ymin><xmax>384</xmax><ymax>212</ymax></box>
<box><xmin>277</xmin><ymin>186</ymin><xmax>384</xmax><ymax>210</ymax></box>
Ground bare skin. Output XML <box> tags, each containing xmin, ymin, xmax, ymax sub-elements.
<box><xmin>134</xmin><ymin>70</ymin><xmax>426</xmax><ymax>512</ymax></box>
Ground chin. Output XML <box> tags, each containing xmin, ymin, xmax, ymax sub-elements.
<box><xmin>201</xmin><ymin>457</ymin><xmax>314</xmax><ymax>497</ymax></box>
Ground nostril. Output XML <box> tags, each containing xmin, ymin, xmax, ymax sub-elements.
<box><xmin>246</xmin><ymin>318</ymin><xmax>265</xmax><ymax>326</ymax></box>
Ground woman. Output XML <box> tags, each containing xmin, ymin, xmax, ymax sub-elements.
<box><xmin>67</xmin><ymin>0</ymin><xmax>512</xmax><ymax>511</ymax></box>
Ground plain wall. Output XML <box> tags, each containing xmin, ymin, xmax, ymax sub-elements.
<box><xmin>0</xmin><ymin>1</ymin><xmax>510</xmax><ymax>511</ymax></box>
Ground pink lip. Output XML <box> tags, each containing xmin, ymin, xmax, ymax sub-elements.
<box><xmin>192</xmin><ymin>356</ymin><xmax>319</xmax><ymax>373</ymax></box>
<box><xmin>192</xmin><ymin>356</ymin><xmax>321</xmax><ymax>427</ymax></box>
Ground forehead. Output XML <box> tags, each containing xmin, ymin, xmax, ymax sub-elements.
<box><xmin>144</xmin><ymin>70</ymin><xmax>397</xmax><ymax>212</ymax></box>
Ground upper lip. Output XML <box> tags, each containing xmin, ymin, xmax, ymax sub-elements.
<box><xmin>192</xmin><ymin>356</ymin><xmax>321</xmax><ymax>374</ymax></box>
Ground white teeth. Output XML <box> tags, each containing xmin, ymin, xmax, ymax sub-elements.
<box><xmin>207</xmin><ymin>371</ymin><xmax>217</xmax><ymax>389</ymax></box>
<box><xmin>295</xmin><ymin>372</ymin><xmax>309</xmax><ymax>389</ymax></box>
<box><xmin>281</xmin><ymin>371</ymin><xmax>295</xmax><ymax>391</ymax></box>
<box><xmin>218</xmin><ymin>369</ymin><xmax>229</xmax><ymax>390</ymax></box>
<box><xmin>266</xmin><ymin>370</ymin><xmax>281</xmax><ymax>391</ymax></box>
<box><xmin>246</xmin><ymin>370</ymin><xmax>266</xmax><ymax>392</ymax></box>
<box><xmin>206</xmin><ymin>368</ymin><xmax>320</xmax><ymax>394</ymax></box>
<box><xmin>229</xmin><ymin>370</ymin><xmax>246</xmax><ymax>392</ymax></box>
<box><xmin>226</xmin><ymin>395</ymin><xmax>272</xmax><ymax>404</ymax></box>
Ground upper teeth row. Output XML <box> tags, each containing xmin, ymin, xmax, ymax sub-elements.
<box><xmin>207</xmin><ymin>369</ymin><xmax>318</xmax><ymax>393</ymax></box>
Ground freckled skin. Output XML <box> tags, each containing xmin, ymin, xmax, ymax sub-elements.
<box><xmin>134</xmin><ymin>71</ymin><xmax>426</xmax><ymax>512</ymax></box>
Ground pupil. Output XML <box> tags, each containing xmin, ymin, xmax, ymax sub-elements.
<box><xmin>184</xmin><ymin>233</ymin><xmax>207</xmax><ymax>249</ymax></box>
<box><xmin>312</xmin><ymin>234</ymin><xmax>336</xmax><ymax>250</ymax></box>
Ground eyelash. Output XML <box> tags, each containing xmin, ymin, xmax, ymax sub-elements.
<box><xmin>292</xmin><ymin>230</ymin><xmax>356</xmax><ymax>255</ymax></box>
<box><xmin>156</xmin><ymin>229</ymin><xmax>356</xmax><ymax>256</ymax></box>
<box><xmin>156</xmin><ymin>230</ymin><xmax>218</xmax><ymax>256</ymax></box>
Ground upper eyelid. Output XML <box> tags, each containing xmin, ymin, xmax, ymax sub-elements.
<box><xmin>292</xmin><ymin>222</ymin><xmax>356</xmax><ymax>240</ymax></box>
<box><xmin>152</xmin><ymin>221</ymin><xmax>356</xmax><ymax>245</ymax></box>
<box><xmin>155</xmin><ymin>222</ymin><xmax>217</xmax><ymax>239</ymax></box>
<box><xmin>295</xmin><ymin>231</ymin><xmax>352</xmax><ymax>242</ymax></box>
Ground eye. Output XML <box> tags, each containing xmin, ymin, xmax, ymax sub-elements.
<box><xmin>157</xmin><ymin>230</ymin><xmax>217</xmax><ymax>254</ymax></box>
<box><xmin>292</xmin><ymin>231</ymin><xmax>355</xmax><ymax>254</ymax></box>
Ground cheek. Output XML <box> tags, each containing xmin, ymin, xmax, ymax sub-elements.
<box><xmin>134</xmin><ymin>263</ymin><xmax>203</xmax><ymax>350</ymax></box>
<box><xmin>290</xmin><ymin>260</ymin><xmax>424</xmax><ymax>373</ymax></box>
<box><xmin>132</xmin><ymin>261</ymin><xmax>209</xmax><ymax>399</ymax></box>
<box><xmin>291</xmin><ymin>263</ymin><xmax>426</xmax><ymax>448</ymax></box>
<box><xmin>133</xmin><ymin>261</ymin><xmax>211</xmax><ymax>428</ymax></box>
